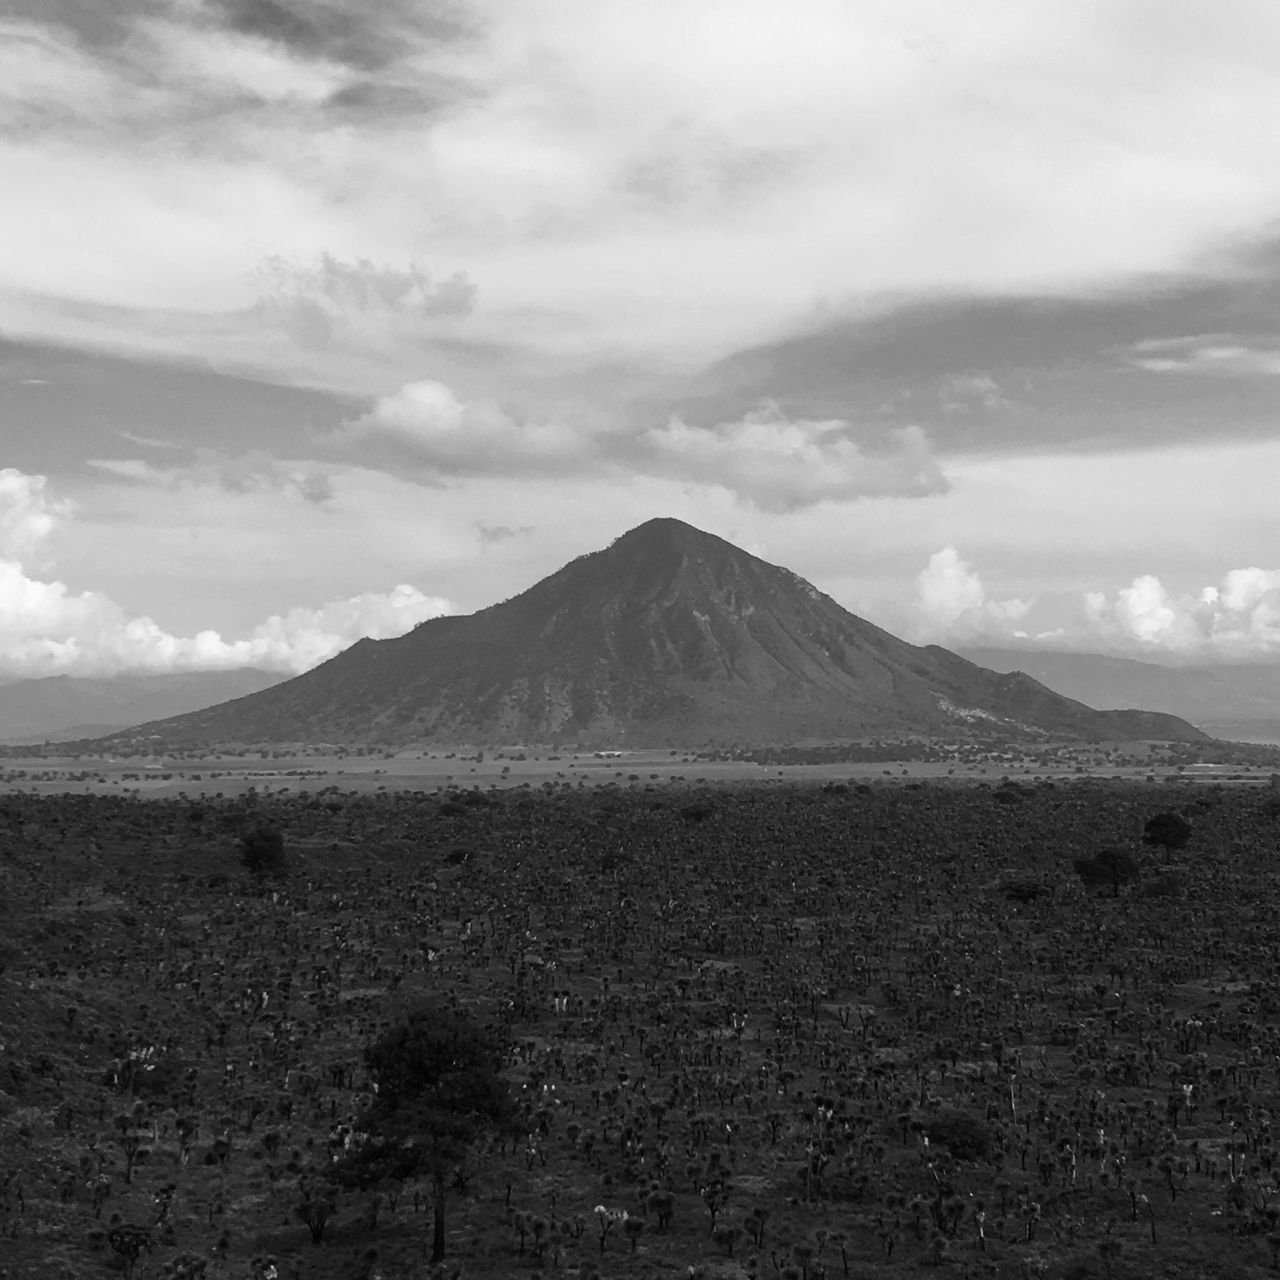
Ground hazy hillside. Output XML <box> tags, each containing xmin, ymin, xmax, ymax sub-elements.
<box><xmin>0</xmin><ymin>669</ymin><xmax>286</xmax><ymax>743</ymax></box>
<box><xmin>959</xmin><ymin>647</ymin><xmax>1280</xmax><ymax>742</ymax></box>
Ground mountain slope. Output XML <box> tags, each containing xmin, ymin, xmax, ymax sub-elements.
<box><xmin>0</xmin><ymin>669</ymin><xmax>286</xmax><ymax>743</ymax></box>
<box><xmin>109</xmin><ymin>519</ymin><xmax>1207</xmax><ymax>747</ymax></box>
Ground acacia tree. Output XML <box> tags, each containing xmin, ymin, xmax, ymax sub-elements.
<box><xmin>335</xmin><ymin>1004</ymin><xmax>516</xmax><ymax>1263</ymax></box>
<box><xmin>1073</xmin><ymin>847</ymin><xmax>1140</xmax><ymax>898</ymax></box>
<box><xmin>1142</xmin><ymin>811</ymin><xmax>1192</xmax><ymax>859</ymax></box>
<box><xmin>238</xmin><ymin>823</ymin><xmax>287</xmax><ymax>879</ymax></box>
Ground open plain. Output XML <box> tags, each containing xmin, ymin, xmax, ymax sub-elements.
<box><xmin>5</xmin><ymin>763</ymin><xmax>1280</xmax><ymax>1280</ymax></box>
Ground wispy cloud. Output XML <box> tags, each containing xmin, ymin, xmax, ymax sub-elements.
<box><xmin>476</xmin><ymin>522</ymin><xmax>531</xmax><ymax>549</ymax></box>
<box><xmin>9</xmin><ymin>2</ymin><xmax>1280</xmax><ymax>387</ymax></box>
<box><xmin>86</xmin><ymin>449</ymin><xmax>336</xmax><ymax>504</ymax></box>
<box><xmin>252</xmin><ymin>252</ymin><xmax>477</xmax><ymax>349</ymax></box>
<box><xmin>1122</xmin><ymin>334</ymin><xmax>1280</xmax><ymax>376</ymax></box>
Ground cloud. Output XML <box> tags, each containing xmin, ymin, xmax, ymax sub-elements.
<box><xmin>253</xmin><ymin>252</ymin><xmax>477</xmax><ymax>349</ymax></box>
<box><xmin>0</xmin><ymin>467</ymin><xmax>69</xmax><ymax>562</ymax></box>
<box><xmin>337</xmin><ymin>380</ymin><xmax>949</xmax><ymax>510</ymax></box>
<box><xmin>85</xmin><ymin>449</ymin><xmax>337</xmax><ymax>504</ymax></box>
<box><xmin>641</xmin><ymin>408</ymin><xmax>947</xmax><ymax>511</ymax></box>
<box><xmin>11</xmin><ymin>2</ymin><xmax>1280</xmax><ymax>387</ymax></box>
<box><xmin>909</xmin><ymin>541</ymin><xmax>1280</xmax><ymax>661</ymax></box>
<box><xmin>0</xmin><ymin>468</ymin><xmax>454</xmax><ymax>678</ymax></box>
<box><xmin>938</xmin><ymin>372</ymin><xmax>1010</xmax><ymax>413</ymax></box>
<box><xmin>336</xmin><ymin>380</ymin><xmax>593</xmax><ymax>475</ymax></box>
<box><xmin>1082</xmin><ymin>567</ymin><xmax>1280</xmax><ymax>659</ymax></box>
<box><xmin>912</xmin><ymin>546</ymin><xmax>1033</xmax><ymax>642</ymax></box>
<box><xmin>1122</xmin><ymin>334</ymin><xmax>1280</xmax><ymax>376</ymax></box>
<box><xmin>476</xmin><ymin>522</ymin><xmax>532</xmax><ymax>548</ymax></box>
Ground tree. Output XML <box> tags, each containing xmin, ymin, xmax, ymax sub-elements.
<box><xmin>1142</xmin><ymin>811</ymin><xmax>1192</xmax><ymax>857</ymax></box>
<box><xmin>1073</xmin><ymin>847</ymin><xmax>1140</xmax><ymax>898</ymax></box>
<box><xmin>238</xmin><ymin>823</ymin><xmax>287</xmax><ymax>878</ymax></box>
<box><xmin>924</xmin><ymin>1110</ymin><xmax>992</xmax><ymax>1162</ymax></box>
<box><xmin>335</xmin><ymin>1004</ymin><xmax>516</xmax><ymax>1263</ymax></box>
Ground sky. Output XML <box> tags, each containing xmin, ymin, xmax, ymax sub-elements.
<box><xmin>3</xmin><ymin>0</ymin><xmax>1280</xmax><ymax>678</ymax></box>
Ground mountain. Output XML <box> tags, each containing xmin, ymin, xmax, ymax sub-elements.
<box><xmin>959</xmin><ymin>648</ymin><xmax>1280</xmax><ymax>743</ymax></box>
<box><xmin>0</xmin><ymin>669</ymin><xmax>287</xmax><ymax>744</ymax></box>
<box><xmin>106</xmin><ymin>519</ymin><xmax>1207</xmax><ymax>748</ymax></box>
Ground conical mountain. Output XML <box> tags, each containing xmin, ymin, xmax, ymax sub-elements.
<box><xmin>113</xmin><ymin>518</ymin><xmax>1206</xmax><ymax>747</ymax></box>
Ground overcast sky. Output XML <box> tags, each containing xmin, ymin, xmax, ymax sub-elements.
<box><xmin>3</xmin><ymin>0</ymin><xmax>1280</xmax><ymax>677</ymax></box>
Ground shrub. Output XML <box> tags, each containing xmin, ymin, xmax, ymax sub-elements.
<box><xmin>999</xmin><ymin>878</ymin><xmax>1045</xmax><ymax>903</ymax></box>
<box><xmin>1073</xmin><ymin>847</ymin><xmax>1140</xmax><ymax>898</ymax></box>
<box><xmin>1142</xmin><ymin>811</ymin><xmax>1192</xmax><ymax>853</ymax></box>
<box><xmin>238</xmin><ymin>823</ymin><xmax>287</xmax><ymax>879</ymax></box>
<box><xmin>924</xmin><ymin>1109</ymin><xmax>992</xmax><ymax>1161</ymax></box>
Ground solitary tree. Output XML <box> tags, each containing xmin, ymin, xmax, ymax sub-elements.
<box><xmin>1073</xmin><ymin>847</ymin><xmax>1140</xmax><ymax>898</ymax></box>
<box><xmin>238</xmin><ymin>823</ymin><xmax>287</xmax><ymax>879</ymax></box>
<box><xmin>1142</xmin><ymin>811</ymin><xmax>1192</xmax><ymax>858</ymax></box>
<box><xmin>335</xmin><ymin>1004</ymin><xmax>516</xmax><ymax>1263</ymax></box>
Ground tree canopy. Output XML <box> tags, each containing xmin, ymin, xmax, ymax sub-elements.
<box><xmin>1142</xmin><ymin>811</ymin><xmax>1192</xmax><ymax>854</ymax></box>
<box><xmin>336</xmin><ymin>1004</ymin><xmax>517</xmax><ymax>1262</ymax></box>
<box><xmin>1073</xmin><ymin>847</ymin><xmax>1141</xmax><ymax>898</ymax></box>
<box><xmin>237</xmin><ymin>822</ymin><xmax>287</xmax><ymax>878</ymax></box>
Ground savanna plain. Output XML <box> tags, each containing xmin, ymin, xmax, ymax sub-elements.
<box><xmin>5</xmin><ymin>750</ymin><xmax>1280</xmax><ymax>1280</ymax></box>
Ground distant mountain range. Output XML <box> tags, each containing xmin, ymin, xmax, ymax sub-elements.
<box><xmin>0</xmin><ymin>670</ymin><xmax>286</xmax><ymax>743</ymax></box>
<box><xmin>960</xmin><ymin>648</ymin><xmax>1280</xmax><ymax>744</ymax></box>
<box><xmin>101</xmin><ymin>518</ymin><xmax>1205</xmax><ymax>748</ymax></box>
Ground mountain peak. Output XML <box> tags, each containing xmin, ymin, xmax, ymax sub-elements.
<box><xmin>611</xmin><ymin>516</ymin><xmax>718</xmax><ymax>549</ymax></box>
<box><xmin>603</xmin><ymin>518</ymin><xmax>738</xmax><ymax>569</ymax></box>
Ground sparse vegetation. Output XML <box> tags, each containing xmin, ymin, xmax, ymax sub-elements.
<box><xmin>2</xmin><ymin>772</ymin><xmax>1280</xmax><ymax>1279</ymax></box>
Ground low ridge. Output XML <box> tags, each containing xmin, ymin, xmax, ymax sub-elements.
<box><xmin>108</xmin><ymin>519</ymin><xmax>1208</xmax><ymax>747</ymax></box>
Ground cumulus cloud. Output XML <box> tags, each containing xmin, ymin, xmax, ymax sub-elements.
<box><xmin>0</xmin><ymin>468</ymin><xmax>69</xmax><ymax>562</ymax></box>
<box><xmin>335</xmin><ymin>382</ymin><xmax>950</xmax><ymax>510</ymax></box>
<box><xmin>1082</xmin><ymin>567</ymin><xmax>1280</xmax><ymax>659</ymax></box>
<box><xmin>0</xmin><ymin>467</ymin><xmax>453</xmax><ymax>678</ymax></box>
<box><xmin>911</xmin><ymin>546</ymin><xmax>1033</xmax><ymax>642</ymax></box>
<box><xmin>641</xmin><ymin>408</ymin><xmax>947</xmax><ymax>512</ymax></box>
<box><xmin>335</xmin><ymin>380</ymin><xmax>596</xmax><ymax>474</ymax></box>
<box><xmin>909</xmin><ymin>541</ymin><xmax>1280</xmax><ymax>661</ymax></box>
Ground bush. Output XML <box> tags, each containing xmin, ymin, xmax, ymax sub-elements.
<box><xmin>1073</xmin><ymin>847</ymin><xmax>1140</xmax><ymax>898</ymax></box>
<box><xmin>999</xmin><ymin>877</ymin><xmax>1045</xmax><ymax>903</ymax></box>
<box><xmin>1138</xmin><ymin>870</ymin><xmax>1186</xmax><ymax>900</ymax></box>
<box><xmin>680</xmin><ymin>801</ymin><xmax>714</xmax><ymax>823</ymax></box>
<box><xmin>1142</xmin><ymin>810</ymin><xmax>1192</xmax><ymax>852</ymax></box>
<box><xmin>924</xmin><ymin>1109</ymin><xmax>992</xmax><ymax>1161</ymax></box>
<box><xmin>238</xmin><ymin>823</ymin><xmax>287</xmax><ymax>878</ymax></box>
